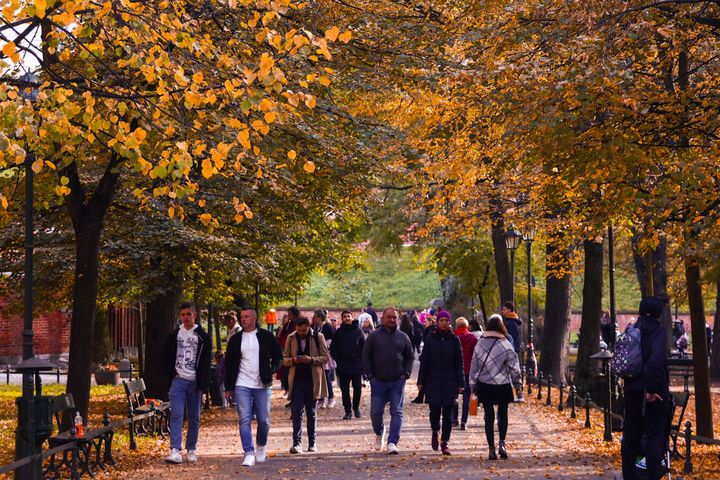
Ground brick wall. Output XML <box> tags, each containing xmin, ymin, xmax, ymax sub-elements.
<box><xmin>0</xmin><ymin>299</ymin><xmax>71</xmax><ymax>362</ymax></box>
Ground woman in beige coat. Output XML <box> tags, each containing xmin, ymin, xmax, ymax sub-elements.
<box><xmin>282</xmin><ymin>316</ymin><xmax>328</xmax><ymax>452</ymax></box>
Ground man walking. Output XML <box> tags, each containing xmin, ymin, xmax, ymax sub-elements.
<box><xmin>363</xmin><ymin>307</ymin><xmax>414</xmax><ymax>454</ymax></box>
<box><xmin>162</xmin><ymin>302</ymin><xmax>211</xmax><ymax>464</ymax></box>
<box><xmin>331</xmin><ymin>310</ymin><xmax>365</xmax><ymax>420</ymax></box>
<box><xmin>225</xmin><ymin>309</ymin><xmax>283</xmax><ymax>467</ymax></box>
<box><xmin>621</xmin><ymin>296</ymin><xmax>670</xmax><ymax>480</ymax></box>
<box><xmin>282</xmin><ymin>316</ymin><xmax>328</xmax><ymax>453</ymax></box>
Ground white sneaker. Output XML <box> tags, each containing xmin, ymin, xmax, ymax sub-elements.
<box><xmin>289</xmin><ymin>444</ymin><xmax>301</xmax><ymax>454</ymax></box>
<box><xmin>387</xmin><ymin>443</ymin><xmax>399</xmax><ymax>455</ymax></box>
<box><xmin>374</xmin><ymin>434</ymin><xmax>386</xmax><ymax>451</ymax></box>
<box><xmin>515</xmin><ymin>393</ymin><xmax>525</xmax><ymax>403</ymax></box>
<box><xmin>256</xmin><ymin>445</ymin><xmax>267</xmax><ymax>463</ymax></box>
<box><xmin>186</xmin><ymin>450</ymin><xmax>197</xmax><ymax>463</ymax></box>
<box><xmin>307</xmin><ymin>445</ymin><xmax>317</xmax><ymax>452</ymax></box>
<box><xmin>165</xmin><ymin>448</ymin><xmax>182</xmax><ymax>464</ymax></box>
<box><xmin>242</xmin><ymin>453</ymin><xmax>255</xmax><ymax>466</ymax></box>
<box><xmin>327</xmin><ymin>398</ymin><xmax>336</xmax><ymax>408</ymax></box>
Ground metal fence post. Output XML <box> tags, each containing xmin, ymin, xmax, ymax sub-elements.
<box><xmin>6</xmin><ymin>365</ymin><xmax>9</xmax><ymax>385</ymax></box>
<box><xmin>558</xmin><ymin>382</ymin><xmax>565</xmax><ymax>412</ymax></box>
<box><xmin>570</xmin><ymin>385</ymin><xmax>577</xmax><ymax>418</ymax></box>
<box><xmin>537</xmin><ymin>372</ymin><xmax>543</xmax><ymax>400</ymax></box>
<box><xmin>545</xmin><ymin>374</ymin><xmax>552</xmax><ymax>406</ymax></box>
<box><xmin>684</xmin><ymin>421</ymin><xmax>692</xmax><ymax>473</ymax></box>
<box><xmin>584</xmin><ymin>393</ymin><xmax>591</xmax><ymax>428</ymax></box>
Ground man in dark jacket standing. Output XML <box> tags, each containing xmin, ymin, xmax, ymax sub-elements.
<box><xmin>363</xmin><ymin>307</ymin><xmax>414</xmax><ymax>455</ymax></box>
<box><xmin>224</xmin><ymin>309</ymin><xmax>283</xmax><ymax>467</ymax></box>
<box><xmin>331</xmin><ymin>310</ymin><xmax>365</xmax><ymax>420</ymax></box>
<box><xmin>500</xmin><ymin>302</ymin><xmax>522</xmax><ymax>354</ymax></box>
<box><xmin>162</xmin><ymin>302</ymin><xmax>211</xmax><ymax>464</ymax></box>
<box><xmin>621</xmin><ymin>296</ymin><xmax>670</xmax><ymax>480</ymax></box>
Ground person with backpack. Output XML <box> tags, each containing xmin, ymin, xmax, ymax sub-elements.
<box><xmin>469</xmin><ymin>314</ymin><xmax>521</xmax><ymax>460</ymax></box>
<box><xmin>283</xmin><ymin>315</ymin><xmax>329</xmax><ymax>453</ymax></box>
<box><xmin>618</xmin><ymin>296</ymin><xmax>670</xmax><ymax>480</ymax></box>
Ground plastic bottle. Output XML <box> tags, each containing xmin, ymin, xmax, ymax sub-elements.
<box><xmin>74</xmin><ymin>411</ymin><xmax>84</xmax><ymax>437</ymax></box>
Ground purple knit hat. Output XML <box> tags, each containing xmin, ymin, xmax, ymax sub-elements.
<box><xmin>436</xmin><ymin>310</ymin><xmax>452</xmax><ymax>321</ymax></box>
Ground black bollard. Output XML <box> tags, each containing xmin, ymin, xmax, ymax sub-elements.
<box><xmin>528</xmin><ymin>371</ymin><xmax>533</xmax><ymax>396</ymax></box>
<box><xmin>584</xmin><ymin>393</ymin><xmax>591</xmax><ymax>428</ymax></box>
<box><xmin>546</xmin><ymin>374</ymin><xmax>552</xmax><ymax>406</ymax></box>
<box><xmin>570</xmin><ymin>385</ymin><xmax>577</xmax><ymax>418</ymax></box>
<box><xmin>684</xmin><ymin>421</ymin><xmax>692</xmax><ymax>473</ymax></box>
<box><xmin>558</xmin><ymin>382</ymin><xmax>565</xmax><ymax>412</ymax></box>
<box><xmin>537</xmin><ymin>372</ymin><xmax>543</xmax><ymax>400</ymax></box>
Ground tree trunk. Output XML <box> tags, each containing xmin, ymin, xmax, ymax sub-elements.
<box><xmin>539</xmin><ymin>243</ymin><xmax>573</xmax><ymax>385</ymax></box>
<box><xmin>575</xmin><ymin>239</ymin><xmax>603</xmax><ymax>395</ymax></box>
<box><xmin>143</xmin><ymin>274</ymin><xmax>183</xmax><ymax>400</ymax></box>
<box><xmin>684</xmin><ymin>255</ymin><xmax>714</xmax><ymax>438</ymax></box>
<box><xmin>631</xmin><ymin>232</ymin><xmax>673</xmax><ymax>350</ymax></box>
<box><xmin>489</xmin><ymin>195</ymin><xmax>512</xmax><ymax>304</ymax></box>
<box><xmin>62</xmin><ymin>159</ymin><xmax>120</xmax><ymax>428</ymax></box>
<box><xmin>711</xmin><ymin>278</ymin><xmax>720</xmax><ymax>378</ymax></box>
<box><xmin>65</xmin><ymin>223</ymin><xmax>103</xmax><ymax>425</ymax></box>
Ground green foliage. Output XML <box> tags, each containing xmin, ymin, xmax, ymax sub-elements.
<box><xmin>284</xmin><ymin>248</ymin><xmax>442</xmax><ymax>308</ymax></box>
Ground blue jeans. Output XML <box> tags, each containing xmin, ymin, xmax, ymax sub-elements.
<box><xmin>169</xmin><ymin>377</ymin><xmax>202</xmax><ymax>451</ymax></box>
<box><xmin>235</xmin><ymin>386</ymin><xmax>271</xmax><ymax>453</ymax></box>
<box><xmin>370</xmin><ymin>377</ymin><xmax>405</xmax><ymax>445</ymax></box>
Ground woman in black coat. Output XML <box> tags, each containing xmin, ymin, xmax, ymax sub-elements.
<box><xmin>417</xmin><ymin>310</ymin><xmax>464</xmax><ymax>455</ymax></box>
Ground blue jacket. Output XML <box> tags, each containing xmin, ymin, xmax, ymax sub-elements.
<box><xmin>624</xmin><ymin>317</ymin><xmax>669</xmax><ymax>396</ymax></box>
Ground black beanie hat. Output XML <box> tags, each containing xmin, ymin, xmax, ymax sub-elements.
<box><xmin>639</xmin><ymin>296</ymin><xmax>663</xmax><ymax>319</ymax></box>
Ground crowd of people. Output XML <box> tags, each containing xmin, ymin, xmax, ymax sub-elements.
<box><xmin>160</xmin><ymin>301</ymin><xmax>525</xmax><ymax>466</ymax></box>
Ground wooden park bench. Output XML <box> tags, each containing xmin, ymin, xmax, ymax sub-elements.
<box><xmin>122</xmin><ymin>378</ymin><xmax>171</xmax><ymax>442</ymax></box>
<box><xmin>44</xmin><ymin>393</ymin><xmax>114</xmax><ymax>479</ymax></box>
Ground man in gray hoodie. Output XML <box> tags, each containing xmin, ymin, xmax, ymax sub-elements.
<box><xmin>362</xmin><ymin>307</ymin><xmax>414</xmax><ymax>455</ymax></box>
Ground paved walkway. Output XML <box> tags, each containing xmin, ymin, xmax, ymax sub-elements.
<box><xmin>114</xmin><ymin>380</ymin><xmax>620</xmax><ymax>480</ymax></box>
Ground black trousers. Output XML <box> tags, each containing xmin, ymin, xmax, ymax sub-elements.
<box><xmin>482</xmin><ymin>402</ymin><xmax>509</xmax><ymax>447</ymax></box>
<box><xmin>621</xmin><ymin>391</ymin><xmax>670</xmax><ymax>480</ymax></box>
<box><xmin>338</xmin><ymin>373</ymin><xmax>362</xmax><ymax>413</ymax></box>
<box><xmin>291</xmin><ymin>379</ymin><xmax>317</xmax><ymax>446</ymax></box>
<box><xmin>429</xmin><ymin>404</ymin><xmax>454</xmax><ymax>442</ymax></box>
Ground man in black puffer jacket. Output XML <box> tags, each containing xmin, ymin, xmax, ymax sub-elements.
<box><xmin>330</xmin><ymin>310</ymin><xmax>365</xmax><ymax>419</ymax></box>
<box><xmin>621</xmin><ymin>296</ymin><xmax>670</xmax><ymax>480</ymax></box>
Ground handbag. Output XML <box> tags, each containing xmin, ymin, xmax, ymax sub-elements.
<box><xmin>469</xmin><ymin>395</ymin><xmax>478</xmax><ymax>416</ymax></box>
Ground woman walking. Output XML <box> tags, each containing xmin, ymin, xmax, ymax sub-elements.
<box><xmin>469</xmin><ymin>314</ymin><xmax>521</xmax><ymax>460</ymax></box>
<box><xmin>417</xmin><ymin>310</ymin><xmax>464</xmax><ymax>455</ymax></box>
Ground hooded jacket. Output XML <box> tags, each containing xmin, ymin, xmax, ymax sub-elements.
<box><xmin>503</xmin><ymin>313</ymin><xmax>523</xmax><ymax>353</ymax></box>
<box><xmin>623</xmin><ymin>317</ymin><xmax>669</xmax><ymax>396</ymax></box>
<box><xmin>162</xmin><ymin>324</ymin><xmax>212</xmax><ymax>391</ymax></box>
<box><xmin>330</xmin><ymin>322</ymin><xmax>365</xmax><ymax>376</ymax></box>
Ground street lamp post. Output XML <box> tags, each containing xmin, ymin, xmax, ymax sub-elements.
<box><xmin>503</xmin><ymin>227</ymin><xmax>523</xmax><ymax>304</ymax></box>
<box><xmin>15</xmin><ymin>72</ymin><xmax>55</xmax><ymax>480</ymax></box>
<box><xmin>523</xmin><ymin>228</ymin><xmax>537</xmax><ymax>379</ymax></box>
<box><xmin>591</xmin><ymin>348</ymin><xmax>614</xmax><ymax>442</ymax></box>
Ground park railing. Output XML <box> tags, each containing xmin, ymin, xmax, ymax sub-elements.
<box><xmin>0</xmin><ymin>399</ymin><xmax>163</xmax><ymax>479</ymax></box>
<box><xmin>528</xmin><ymin>372</ymin><xmax>720</xmax><ymax>475</ymax></box>
<box><xmin>3</xmin><ymin>366</ymin><xmax>138</xmax><ymax>385</ymax></box>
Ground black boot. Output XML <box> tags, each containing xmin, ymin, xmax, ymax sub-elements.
<box><xmin>499</xmin><ymin>441</ymin><xmax>508</xmax><ymax>459</ymax></box>
<box><xmin>488</xmin><ymin>445</ymin><xmax>497</xmax><ymax>460</ymax></box>
<box><xmin>431</xmin><ymin>430</ymin><xmax>439</xmax><ymax>451</ymax></box>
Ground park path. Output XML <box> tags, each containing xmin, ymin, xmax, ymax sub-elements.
<box><xmin>113</xmin><ymin>376</ymin><xmax>621</xmax><ymax>480</ymax></box>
